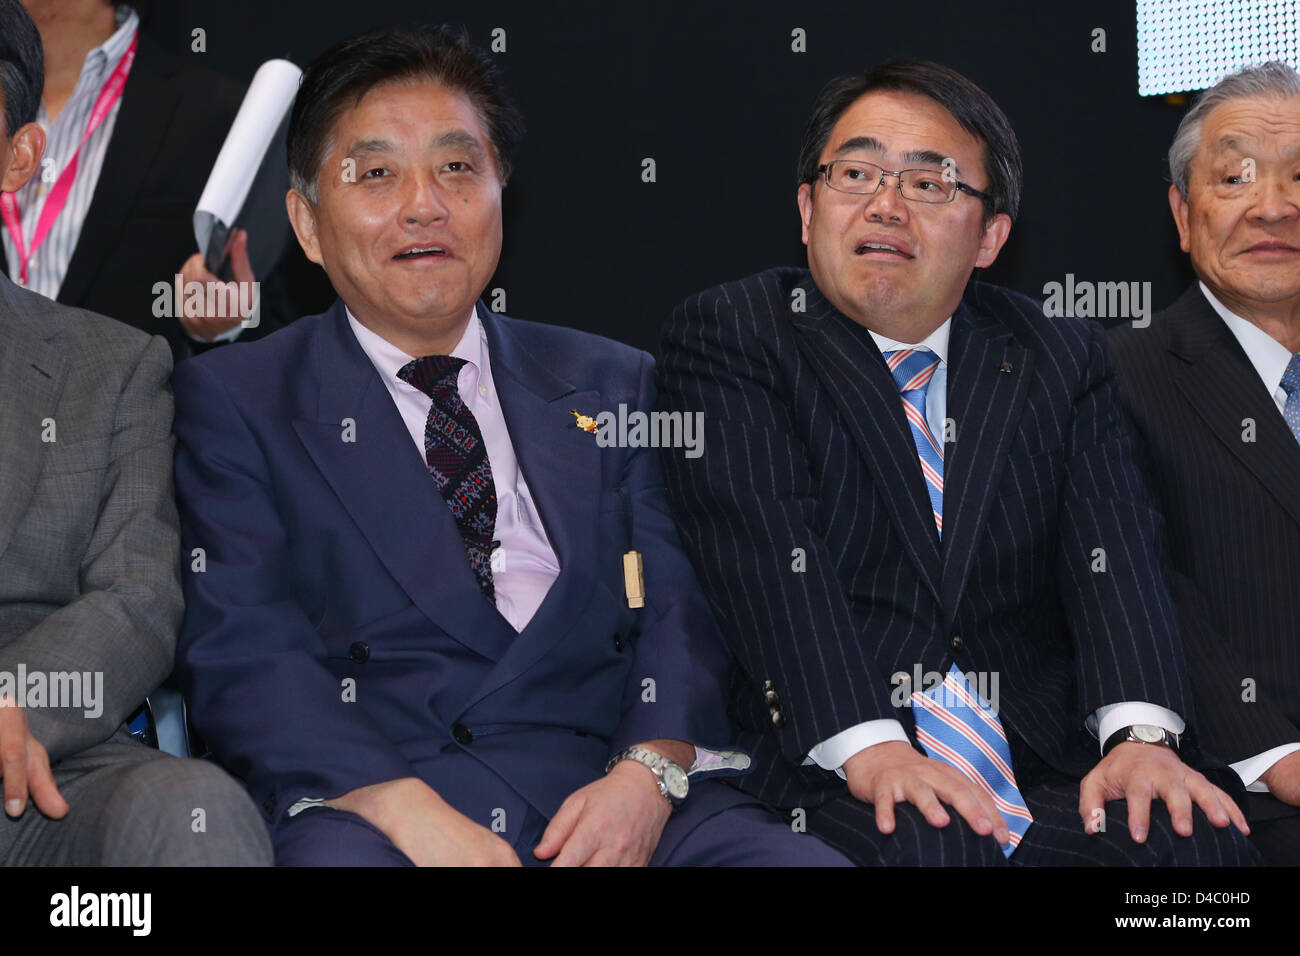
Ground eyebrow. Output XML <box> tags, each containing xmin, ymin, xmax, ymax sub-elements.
<box><xmin>833</xmin><ymin>136</ymin><xmax>956</xmax><ymax>172</ymax></box>
<box><xmin>1211</xmin><ymin>135</ymin><xmax>1300</xmax><ymax>161</ymax></box>
<box><xmin>344</xmin><ymin>129</ymin><xmax>487</xmax><ymax>158</ymax></box>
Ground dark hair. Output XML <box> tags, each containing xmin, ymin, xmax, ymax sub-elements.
<box><xmin>796</xmin><ymin>60</ymin><xmax>1022</xmax><ymax>222</ymax></box>
<box><xmin>0</xmin><ymin>0</ymin><xmax>44</xmax><ymax>139</ymax></box>
<box><xmin>287</xmin><ymin>23</ymin><xmax>524</xmax><ymax>202</ymax></box>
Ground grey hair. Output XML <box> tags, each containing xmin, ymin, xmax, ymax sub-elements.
<box><xmin>1169</xmin><ymin>60</ymin><xmax>1300</xmax><ymax>199</ymax></box>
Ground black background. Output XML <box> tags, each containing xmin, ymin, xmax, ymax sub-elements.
<box><xmin>146</xmin><ymin>0</ymin><xmax>1197</xmax><ymax>354</ymax></box>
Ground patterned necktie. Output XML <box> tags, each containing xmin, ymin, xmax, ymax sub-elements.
<box><xmin>397</xmin><ymin>355</ymin><xmax>497</xmax><ymax>598</ymax></box>
<box><xmin>884</xmin><ymin>349</ymin><xmax>944</xmax><ymax>537</ymax></box>
<box><xmin>911</xmin><ymin>665</ymin><xmax>1034</xmax><ymax>856</ymax></box>
<box><xmin>1282</xmin><ymin>354</ymin><xmax>1300</xmax><ymax>446</ymax></box>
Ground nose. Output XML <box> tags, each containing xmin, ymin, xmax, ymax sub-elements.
<box><xmin>399</xmin><ymin>167</ymin><xmax>452</xmax><ymax>226</ymax></box>
<box><xmin>862</xmin><ymin>169</ymin><xmax>908</xmax><ymax>222</ymax></box>
<box><xmin>1247</xmin><ymin>173</ymin><xmax>1300</xmax><ymax>224</ymax></box>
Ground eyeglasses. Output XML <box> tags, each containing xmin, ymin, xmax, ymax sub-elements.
<box><xmin>816</xmin><ymin>159</ymin><xmax>991</xmax><ymax>206</ymax></box>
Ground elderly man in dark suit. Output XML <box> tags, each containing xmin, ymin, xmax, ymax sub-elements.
<box><xmin>657</xmin><ymin>59</ymin><xmax>1259</xmax><ymax>866</ymax></box>
<box><xmin>0</xmin><ymin>0</ymin><xmax>270</xmax><ymax>865</ymax></box>
<box><xmin>1110</xmin><ymin>61</ymin><xmax>1300</xmax><ymax>865</ymax></box>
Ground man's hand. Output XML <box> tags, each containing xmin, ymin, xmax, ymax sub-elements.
<box><xmin>534</xmin><ymin>761</ymin><xmax>672</xmax><ymax>866</ymax></box>
<box><xmin>1079</xmin><ymin>742</ymin><xmax>1250</xmax><ymax>842</ymax></box>
<box><xmin>843</xmin><ymin>740</ymin><xmax>1012</xmax><ymax>844</ymax></box>
<box><xmin>325</xmin><ymin>776</ymin><xmax>521</xmax><ymax>866</ymax></box>
<box><xmin>534</xmin><ymin>738</ymin><xmax>691</xmax><ymax>866</ymax></box>
<box><xmin>176</xmin><ymin>228</ymin><xmax>258</xmax><ymax>342</ymax></box>
<box><xmin>0</xmin><ymin>696</ymin><xmax>68</xmax><ymax>820</ymax></box>
<box><xmin>1259</xmin><ymin>750</ymin><xmax>1300</xmax><ymax>805</ymax></box>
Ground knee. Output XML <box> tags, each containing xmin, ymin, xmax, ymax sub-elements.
<box><xmin>99</xmin><ymin>757</ymin><xmax>272</xmax><ymax>866</ymax></box>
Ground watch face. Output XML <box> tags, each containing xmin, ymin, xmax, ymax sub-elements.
<box><xmin>1132</xmin><ymin>724</ymin><xmax>1165</xmax><ymax>744</ymax></box>
<box><xmin>662</xmin><ymin>765</ymin><xmax>689</xmax><ymax>799</ymax></box>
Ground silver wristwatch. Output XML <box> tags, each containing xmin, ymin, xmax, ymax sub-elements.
<box><xmin>1102</xmin><ymin>723</ymin><xmax>1180</xmax><ymax>756</ymax></box>
<box><xmin>605</xmin><ymin>746</ymin><xmax>690</xmax><ymax>808</ymax></box>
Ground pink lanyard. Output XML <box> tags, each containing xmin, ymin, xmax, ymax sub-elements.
<box><xmin>1</xmin><ymin>33</ymin><xmax>137</xmax><ymax>286</ymax></box>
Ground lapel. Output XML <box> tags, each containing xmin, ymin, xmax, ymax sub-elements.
<box><xmin>56</xmin><ymin>33</ymin><xmax>181</xmax><ymax>308</ymax></box>
<box><xmin>458</xmin><ymin>311</ymin><xmax>602</xmax><ymax>712</ymax></box>
<box><xmin>937</xmin><ymin>298</ymin><xmax>1033</xmax><ymax>626</ymax></box>
<box><xmin>291</xmin><ymin>301</ymin><xmax>516</xmax><ymax>662</ymax></box>
<box><xmin>0</xmin><ymin>277</ymin><xmax>69</xmax><ymax>564</ymax></box>
<box><xmin>790</xmin><ymin>277</ymin><xmax>942</xmax><ymax>606</ymax></box>
<box><xmin>1165</xmin><ymin>284</ymin><xmax>1300</xmax><ymax>531</ymax></box>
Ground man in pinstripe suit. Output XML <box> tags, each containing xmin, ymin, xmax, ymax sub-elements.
<box><xmin>1110</xmin><ymin>63</ymin><xmax>1300</xmax><ymax>865</ymax></box>
<box><xmin>657</xmin><ymin>60</ymin><xmax>1258</xmax><ymax>865</ymax></box>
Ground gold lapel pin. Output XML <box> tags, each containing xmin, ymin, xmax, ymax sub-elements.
<box><xmin>570</xmin><ymin>409</ymin><xmax>598</xmax><ymax>433</ymax></box>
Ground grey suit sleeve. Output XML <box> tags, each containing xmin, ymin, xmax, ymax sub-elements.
<box><xmin>1</xmin><ymin>334</ymin><xmax>182</xmax><ymax>762</ymax></box>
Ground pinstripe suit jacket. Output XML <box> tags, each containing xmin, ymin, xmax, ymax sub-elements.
<box><xmin>656</xmin><ymin>267</ymin><xmax>1199</xmax><ymax>811</ymax></box>
<box><xmin>1110</xmin><ymin>285</ymin><xmax>1300</xmax><ymax>824</ymax></box>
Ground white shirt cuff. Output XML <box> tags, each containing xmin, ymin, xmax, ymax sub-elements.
<box><xmin>1230</xmin><ymin>743</ymin><xmax>1300</xmax><ymax>792</ymax></box>
<box><xmin>804</xmin><ymin>719</ymin><xmax>910</xmax><ymax>780</ymax></box>
<box><xmin>187</xmin><ymin>321</ymin><xmax>245</xmax><ymax>345</ymax></box>
<box><xmin>1091</xmin><ymin>702</ymin><xmax>1186</xmax><ymax>753</ymax></box>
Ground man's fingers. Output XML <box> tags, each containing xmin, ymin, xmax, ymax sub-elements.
<box><xmin>1126</xmin><ymin>779</ymin><xmax>1153</xmax><ymax>843</ymax></box>
<box><xmin>533</xmin><ymin>796</ymin><xmax>581</xmax><ymax>859</ymax></box>
<box><xmin>1157</xmin><ymin>773</ymin><xmax>1196</xmax><ymax>837</ymax></box>
<box><xmin>25</xmin><ymin>740</ymin><xmax>67</xmax><ymax>820</ymax></box>
<box><xmin>907</xmin><ymin>782</ymin><xmax>951</xmax><ymax>829</ymax></box>
<box><xmin>549</xmin><ymin>813</ymin><xmax>599</xmax><ymax>867</ymax></box>
<box><xmin>938</xmin><ymin>775</ymin><xmax>1007</xmax><ymax>842</ymax></box>
<box><xmin>871</xmin><ymin>785</ymin><xmax>897</xmax><ymax>835</ymax></box>
<box><xmin>229</xmin><ymin>230</ymin><xmax>257</xmax><ymax>285</ymax></box>
<box><xmin>1078</xmin><ymin>772</ymin><xmax>1105</xmax><ymax>833</ymax></box>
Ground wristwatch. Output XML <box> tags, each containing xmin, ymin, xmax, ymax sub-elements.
<box><xmin>1102</xmin><ymin>723</ymin><xmax>1180</xmax><ymax>756</ymax></box>
<box><xmin>605</xmin><ymin>746</ymin><xmax>690</xmax><ymax>808</ymax></box>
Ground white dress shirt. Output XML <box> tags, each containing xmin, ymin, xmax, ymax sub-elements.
<box><xmin>2</xmin><ymin>5</ymin><xmax>136</xmax><ymax>298</ymax></box>
<box><xmin>1197</xmin><ymin>282</ymin><xmax>1300</xmax><ymax>792</ymax></box>
<box><xmin>804</xmin><ymin>316</ymin><xmax>1185</xmax><ymax>779</ymax></box>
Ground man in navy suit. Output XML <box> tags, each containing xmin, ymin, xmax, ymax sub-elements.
<box><xmin>656</xmin><ymin>60</ymin><xmax>1258</xmax><ymax>866</ymax></box>
<box><xmin>170</xmin><ymin>25</ymin><xmax>847</xmax><ymax>867</ymax></box>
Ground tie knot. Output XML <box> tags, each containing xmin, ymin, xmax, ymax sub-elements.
<box><xmin>1283</xmin><ymin>353</ymin><xmax>1300</xmax><ymax>396</ymax></box>
<box><xmin>885</xmin><ymin>348</ymin><xmax>940</xmax><ymax>394</ymax></box>
<box><xmin>397</xmin><ymin>354</ymin><xmax>467</xmax><ymax>398</ymax></box>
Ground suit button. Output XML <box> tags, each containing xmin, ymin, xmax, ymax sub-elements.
<box><xmin>763</xmin><ymin>690</ymin><xmax>781</xmax><ymax>706</ymax></box>
<box><xmin>762</xmin><ymin>679</ymin><xmax>775</xmax><ymax>691</ymax></box>
<box><xmin>349</xmin><ymin>641</ymin><xmax>370</xmax><ymax>663</ymax></box>
<box><xmin>452</xmin><ymin>722</ymin><xmax>473</xmax><ymax>746</ymax></box>
<box><xmin>614</xmin><ymin>632</ymin><xmax>624</xmax><ymax>652</ymax></box>
<box><xmin>950</xmin><ymin>634</ymin><xmax>964</xmax><ymax>652</ymax></box>
<box><xmin>770</xmin><ymin>710</ymin><xmax>786</xmax><ymax>728</ymax></box>
<box><xmin>262</xmin><ymin>794</ymin><xmax>276</xmax><ymax>814</ymax></box>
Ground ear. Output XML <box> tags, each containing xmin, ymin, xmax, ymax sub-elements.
<box><xmin>797</xmin><ymin>182</ymin><xmax>814</xmax><ymax>246</ymax></box>
<box><xmin>286</xmin><ymin>188</ymin><xmax>324</xmax><ymax>266</ymax></box>
<box><xmin>973</xmin><ymin>212</ymin><xmax>1012</xmax><ymax>269</ymax></box>
<box><xmin>1168</xmin><ymin>183</ymin><xmax>1191</xmax><ymax>254</ymax></box>
<box><xmin>1</xmin><ymin>122</ymin><xmax>46</xmax><ymax>194</ymax></box>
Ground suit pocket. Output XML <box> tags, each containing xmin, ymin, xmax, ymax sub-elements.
<box><xmin>41</xmin><ymin>438</ymin><xmax>111</xmax><ymax>475</ymax></box>
<box><xmin>997</xmin><ymin>446</ymin><xmax>1063</xmax><ymax>500</ymax></box>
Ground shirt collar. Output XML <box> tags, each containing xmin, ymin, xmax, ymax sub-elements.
<box><xmin>345</xmin><ymin>304</ymin><xmax>485</xmax><ymax>386</ymax></box>
<box><xmin>85</xmin><ymin>5</ymin><xmax>139</xmax><ymax>79</ymax></box>
<box><xmin>1199</xmin><ymin>281</ymin><xmax>1295</xmax><ymax>399</ymax></box>
<box><xmin>866</xmin><ymin>316</ymin><xmax>952</xmax><ymax>365</ymax></box>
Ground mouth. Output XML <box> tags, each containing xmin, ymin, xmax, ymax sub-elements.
<box><xmin>392</xmin><ymin>245</ymin><xmax>451</xmax><ymax>261</ymax></box>
<box><xmin>1242</xmin><ymin>240</ymin><xmax>1299</xmax><ymax>256</ymax></box>
<box><xmin>854</xmin><ymin>238</ymin><xmax>914</xmax><ymax>259</ymax></box>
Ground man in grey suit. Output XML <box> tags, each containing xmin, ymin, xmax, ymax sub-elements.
<box><xmin>0</xmin><ymin>0</ymin><xmax>269</xmax><ymax>865</ymax></box>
